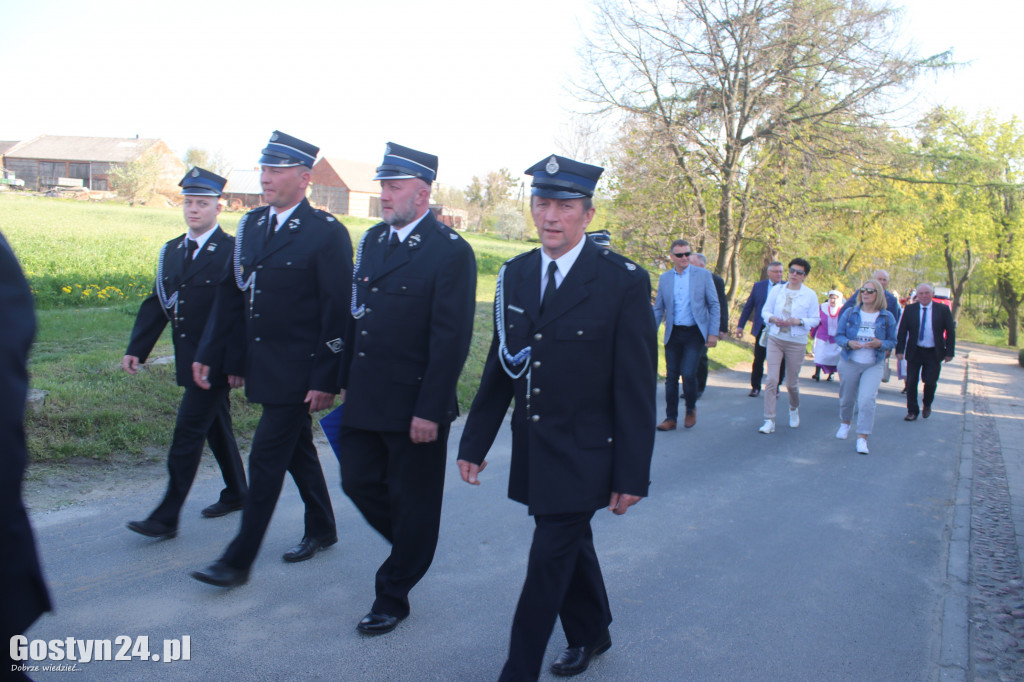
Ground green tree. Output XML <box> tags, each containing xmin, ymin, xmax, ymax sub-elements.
<box><xmin>108</xmin><ymin>151</ymin><xmax>161</xmax><ymax>207</ymax></box>
<box><xmin>182</xmin><ymin>147</ymin><xmax>229</xmax><ymax>176</ymax></box>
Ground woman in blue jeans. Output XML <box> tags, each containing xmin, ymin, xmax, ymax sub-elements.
<box><xmin>834</xmin><ymin>279</ymin><xmax>897</xmax><ymax>455</ymax></box>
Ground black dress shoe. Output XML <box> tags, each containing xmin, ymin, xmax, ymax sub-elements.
<box><xmin>356</xmin><ymin>611</ymin><xmax>407</xmax><ymax>635</ymax></box>
<box><xmin>201</xmin><ymin>500</ymin><xmax>243</xmax><ymax>518</ymax></box>
<box><xmin>190</xmin><ymin>561</ymin><xmax>249</xmax><ymax>587</ymax></box>
<box><xmin>282</xmin><ymin>534</ymin><xmax>338</xmax><ymax>563</ymax></box>
<box><xmin>904</xmin><ymin>412</ymin><xmax>918</xmax><ymax>422</ymax></box>
<box><xmin>126</xmin><ymin>519</ymin><xmax>176</xmax><ymax>539</ymax></box>
<box><xmin>748</xmin><ymin>388</ymin><xmax>760</xmax><ymax>397</ymax></box>
<box><xmin>550</xmin><ymin>631</ymin><xmax>612</xmax><ymax>676</ymax></box>
<box><xmin>922</xmin><ymin>405</ymin><xmax>931</xmax><ymax>418</ymax></box>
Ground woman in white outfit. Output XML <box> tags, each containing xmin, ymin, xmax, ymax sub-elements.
<box><xmin>833</xmin><ymin>279</ymin><xmax>898</xmax><ymax>454</ymax></box>
<box><xmin>758</xmin><ymin>258</ymin><xmax>819</xmax><ymax>434</ymax></box>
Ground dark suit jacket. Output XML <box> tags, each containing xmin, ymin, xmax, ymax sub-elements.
<box><xmin>737</xmin><ymin>279</ymin><xmax>773</xmax><ymax>337</ymax></box>
<box><xmin>895</xmin><ymin>301</ymin><xmax>956</xmax><ymax>359</ymax></box>
<box><xmin>126</xmin><ymin>226</ymin><xmax>237</xmax><ymax>387</ymax></box>
<box><xmin>711</xmin><ymin>272</ymin><xmax>728</xmax><ymax>335</ymax></box>
<box><xmin>197</xmin><ymin>199</ymin><xmax>353</xmax><ymax>404</ymax></box>
<box><xmin>0</xmin><ymin>232</ymin><xmax>52</xmax><ymax>639</ymax></box>
<box><xmin>458</xmin><ymin>239</ymin><xmax>657</xmax><ymax>515</ymax></box>
<box><xmin>340</xmin><ymin>212</ymin><xmax>477</xmax><ymax>431</ymax></box>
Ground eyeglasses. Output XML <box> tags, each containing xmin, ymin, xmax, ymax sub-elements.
<box><xmin>789</xmin><ymin>268</ymin><xmax>806</xmax><ymax>275</ymax></box>
<box><xmin>671</xmin><ymin>251</ymin><xmax>691</xmax><ymax>258</ymax></box>
<box><xmin>862</xmin><ymin>288</ymin><xmax>877</xmax><ymax>294</ymax></box>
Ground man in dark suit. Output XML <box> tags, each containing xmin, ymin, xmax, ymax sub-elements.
<box><xmin>0</xmin><ymin>232</ymin><xmax>52</xmax><ymax>679</ymax></box>
<box><xmin>190</xmin><ymin>132</ymin><xmax>353</xmax><ymax>587</ymax></box>
<box><xmin>691</xmin><ymin>252</ymin><xmax>728</xmax><ymax>398</ymax></box>
<box><xmin>458</xmin><ymin>155</ymin><xmax>657</xmax><ymax>680</ymax></box>
<box><xmin>734</xmin><ymin>261</ymin><xmax>784</xmax><ymax>397</ymax></box>
<box><xmin>896</xmin><ymin>283</ymin><xmax>955</xmax><ymax>421</ymax></box>
<box><xmin>123</xmin><ymin>168</ymin><xmax>247</xmax><ymax>539</ymax></box>
<box><xmin>338</xmin><ymin>143</ymin><xmax>476</xmax><ymax>635</ymax></box>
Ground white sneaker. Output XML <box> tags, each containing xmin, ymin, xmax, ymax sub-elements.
<box><xmin>856</xmin><ymin>438</ymin><xmax>869</xmax><ymax>454</ymax></box>
<box><xmin>758</xmin><ymin>419</ymin><xmax>776</xmax><ymax>434</ymax></box>
<box><xmin>789</xmin><ymin>408</ymin><xmax>800</xmax><ymax>428</ymax></box>
<box><xmin>836</xmin><ymin>423</ymin><xmax>851</xmax><ymax>440</ymax></box>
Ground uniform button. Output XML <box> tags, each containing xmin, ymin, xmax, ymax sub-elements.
<box><xmin>179</xmin><ymin>333</ymin><xmax>186</xmax><ymax>338</ymax></box>
<box><xmin>358</xmin><ymin>352</ymin><xmax>366</xmax><ymax>358</ymax></box>
<box><xmin>361</xmin><ymin>330</ymin><xmax>368</xmax><ymax>336</ymax></box>
<box><xmin>401</xmin><ymin>285</ymin><xmax>407</xmax><ymax>291</ymax></box>
<box><xmin>365</xmin><ymin>307</ymin><xmax>372</xmax><ymax>313</ymax></box>
<box><xmin>286</xmin><ymin>261</ymin><xmax>293</xmax><ymax>266</ymax></box>
<box><xmin>257</xmin><ymin>265</ymin><xmax>264</xmax><ymax>270</ymax></box>
<box><xmin>205</xmin><ymin>279</ymin><xmax>212</xmax><ymax>284</ymax></box>
<box><xmin>577</xmin><ymin>330</ymin><xmax>583</xmax><ymax>336</ymax></box>
<box><xmin>532</xmin><ymin>388</ymin><xmax>540</xmax><ymax>395</ymax></box>
<box><xmin>607</xmin><ymin>437</ymin><xmax>614</xmax><ymax>443</ymax></box>
<box><xmin>178</xmin><ymin>317</ymin><xmax>184</xmax><ymax>321</ymax></box>
<box><xmin>534</xmin><ymin>333</ymin><xmax>542</xmax><ymax>341</ymax></box>
<box><xmin>532</xmin><ymin>361</ymin><xmax>541</xmax><ymax>368</ymax></box>
<box><xmin>255</xmin><ymin>337</ymin><xmax>261</xmax><ymax>342</ymax></box>
<box><xmin>254</xmin><ymin>313</ymin><xmax>260</xmax><ymax>318</ymax></box>
<box><xmin>255</xmin><ymin>289</ymin><xmax>262</xmax><ymax>294</ymax></box>
<box><xmin>371</xmin><ymin>287</ymin><xmax>379</xmax><ymax>293</ymax></box>
<box><xmin>509</xmin><ymin>323</ymin><xmax>515</xmax><ymax>329</ymax></box>
<box><xmin>531</xmin><ymin>415</ymin><xmax>540</xmax><ymax>422</ymax></box>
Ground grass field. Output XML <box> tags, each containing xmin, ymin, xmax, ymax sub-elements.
<box><xmin>3</xmin><ymin>192</ymin><xmax>751</xmax><ymax>465</ymax></box>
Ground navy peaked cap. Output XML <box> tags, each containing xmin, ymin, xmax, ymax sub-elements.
<box><xmin>259</xmin><ymin>130</ymin><xmax>318</xmax><ymax>168</ymax></box>
<box><xmin>374</xmin><ymin>142</ymin><xmax>438</xmax><ymax>183</ymax></box>
<box><xmin>525</xmin><ymin>154</ymin><xmax>603</xmax><ymax>199</ymax></box>
<box><xmin>179</xmin><ymin>167</ymin><xmax>227</xmax><ymax>196</ymax></box>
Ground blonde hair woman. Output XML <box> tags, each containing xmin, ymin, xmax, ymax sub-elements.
<box><xmin>834</xmin><ymin>279</ymin><xmax>898</xmax><ymax>454</ymax></box>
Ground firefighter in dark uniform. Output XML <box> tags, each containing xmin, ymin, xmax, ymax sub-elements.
<box><xmin>190</xmin><ymin>132</ymin><xmax>353</xmax><ymax>587</ymax></box>
<box><xmin>457</xmin><ymin>155</ymin><xmax>657</xmax><ymax>680</ymax></box>
<box><xmin>338</xmin><ymin>143</ymin><xmax>477</xmax><ymax>635</ymax></box>
<box><xmin>123</xmin><ymin>168</ymin><xmax>248</xmax><ymax>539</ymax></box>
<box><xmin>1</xmin><ymin>232</ymin><xmax>52</xmax><ymax>679</ymax></box>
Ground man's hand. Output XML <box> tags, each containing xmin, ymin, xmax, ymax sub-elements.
<box><xmin>338</xmin><ymin>389</ymin><xmax>346</xmax><ymax>403</ymax></box>
<box><xmin>122</xmin><ymin>355</ymin><xmax>140</xmax><ymax>375</ymax></box>
<box><xmin>896</xmin><ymin>353</ymin><xmax>904</xmax><ymax>362</ymax></box>
<box><xmin>706</xmin><ymin>334</ymin><xmax>718</xmax><ymax>348</ymax></box>
<box><xmin>608</xmin><ymin>492</ymin><xmax>643</xmax><ymax>515</ymax></box>
<box><xmin>192</xmin><ymin>362</ymin><xmax>212</xmax><ymax>389</ymax></box>
<box><xmin>228</xmin><ymin>375</ymin><xmax>244</xmax><ymax>389</ymax></box>
<box><xmin>944</xmin><ymin>355</ymin><xmax>953</xmax><ymax>363</ymax></box>
<box><xmin>458</xmin><ymin>459</ymin><xmax>487</xmax><ymax>485</ymax></box>
<box><xmin>410</xmin><ymin>416</ymin><xmax>439</xmax><ymax>444</ymax></box>
<box><xmin>304</xmin><ymin>389</ymin><xmax>335</xmax><ymax>413</ymax></box>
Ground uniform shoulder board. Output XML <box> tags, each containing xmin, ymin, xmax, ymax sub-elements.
<box><xmin>313</xmin><ymin>208</ymin><xmax>338</xmax><ymax>223</ymax></box>
<box><xmin>504</xmin><ymin>248</ymin><xmax>539</xmax><ymax>265</ymax></box>
<box><xmin>599</xmin><ymin>248</ymin><xmax>644</xmax><ymax>275</ymax></box>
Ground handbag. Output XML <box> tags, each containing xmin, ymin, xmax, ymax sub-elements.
<box><xmin>758</xmin><ymin>327</ymin><xmax>768</xmax><ymax>348</ymax></box>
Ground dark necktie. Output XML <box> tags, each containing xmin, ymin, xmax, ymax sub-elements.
<box><xmin>386</xmin><ymin>231</ymin><xmax>401</xmax><ymax>259</ymax></box>
<box><xmin>265</xmin><ymin>214</ymin><xmax>278</xmax><ymax>246</ymax></box>
<box><xmin>183</xmin><ymin>238</ymin><xmax>197</xmax><ymax>270</ymax></box>
<box><xmin>918</xmin><ymin>305</ymin><xmax>928</xmax><ymax>342</ymax></box>
<box><xmin>540</xmin><ymin>261</ymin><xmax>558</xmax><ymax>313</ymax></box>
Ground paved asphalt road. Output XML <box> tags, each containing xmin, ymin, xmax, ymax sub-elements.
<box><xmin>20</xmin><ymin>354</ymin><xmax>967</xmax><ymax>681</ymax></box>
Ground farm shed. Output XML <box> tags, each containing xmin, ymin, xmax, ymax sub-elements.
<box><xmin>310</xmin><ymin>157</ymin><xmax>381</xmax><ymax>218</ymax></box>
<box><xmin>223</xmin><ymin>169</ymin><xmax>263</xmax><ymax>210</ymax></box>
<box><xmin>2</xmin><ymin>135</ymin><xmax>184</xmax><ymax>191</ymax></box>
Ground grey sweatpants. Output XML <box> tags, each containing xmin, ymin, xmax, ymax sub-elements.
<box><xmin>837</xmin><ymin>357</ymin><xmax>884</xmax><ymax>435</ymax></box>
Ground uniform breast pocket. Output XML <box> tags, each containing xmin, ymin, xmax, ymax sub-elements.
<box><xmin>555</xmin><ymin>318</ymin><xmax>607</xmax><ymax>342</ymax></box>
<box><xmin>383</xmin><ymin>277</ymin><xmax>427</xmax><ymax>297</ymax></box>
<box><xmin>268</xmin><ymin>252</ymin><xmax>313</xmax><ymax>283</ymax></box>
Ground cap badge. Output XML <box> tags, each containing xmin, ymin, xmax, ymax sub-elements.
<box><xmin>545</xmin><ymin>156</ymin><xmax>559</xmax><ymax>175</ymax></box>
<box><xmin>191</xmin><ymin>169</ymin><xmax>199</xmax><ymax>177</ymax></box>
<box><xmin>271</xmin><ymin>133</ymin><xmax>279</xmax><ymax>141</ymax></box>
<box><xmin>385</xmin><ymin>144</ymin><xmax>392</xmax><ymax>155</ymax></box>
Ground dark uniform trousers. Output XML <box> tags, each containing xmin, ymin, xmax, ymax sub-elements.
<box><xmin>905</xmin><ymin>346</ymin><xmax>942</xmax><ymax>415</ymax></box>
<box><xmin>149</xmin><ymin>384</ymin><xmax>246</xmax><ymax>527</ymax></box>
<box><xmin>338</xmin><ymin>423</ymin><xmax>450</xmax><ymax>618</ymax></box>
<box><xmin>499</xmin><ymin>511</ymin><xmax>611</xmax><ymax>682</ymax></box>
<box><xmin>221</xmin><ymin>403</ymin><xmax>335</xmax><ymax>570</ymax></box>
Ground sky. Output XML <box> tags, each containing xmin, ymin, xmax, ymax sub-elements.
<box><xmin>1</xmin><ymin>0</ymin><xmax>1021</xmax><ymax>189</ymax></box>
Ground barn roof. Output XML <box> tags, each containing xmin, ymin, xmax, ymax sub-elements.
<box><xmin>0</xmin><ymin>141</ymin><xmax>20</xmax><ymax>155</ymax></box>
<box><xmin>318</xmin><ymin>157</ymin><xmax>380</xmax><ymax>194</ymax></box>
<box><xmin>224</xmin><ymin>169</ymin><xmax>262</xmax><ymax>195</ymax></box>
<box><xmin>5</xmin><ymin>135</ymin><xmax>163</xmax><ymax>162</ymax></box>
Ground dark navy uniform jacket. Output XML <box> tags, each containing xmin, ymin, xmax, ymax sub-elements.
<box><xmin>340</xmin><ymin>211</ymin><xmax>476</xmax><ymax>431</ymax></box>
<box><xmin>197</xmin><ymin>199</ymin><xmax>353</xmax><ymax>405</ymax></box>
<box><xmin>458</xmin><ymin>238</ymin><xmax>657</xmax><ymax>515</ymax></box>
<box><xmin>127</xmin><ymin>226</ymin><xmax>238</xmax><ymax>387</ymax></box>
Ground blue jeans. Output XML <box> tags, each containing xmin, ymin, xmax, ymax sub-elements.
<box><xmin>664</xmin><ymin>325</ymin><xmax>704</xmax><ymax>418</ymax></box>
